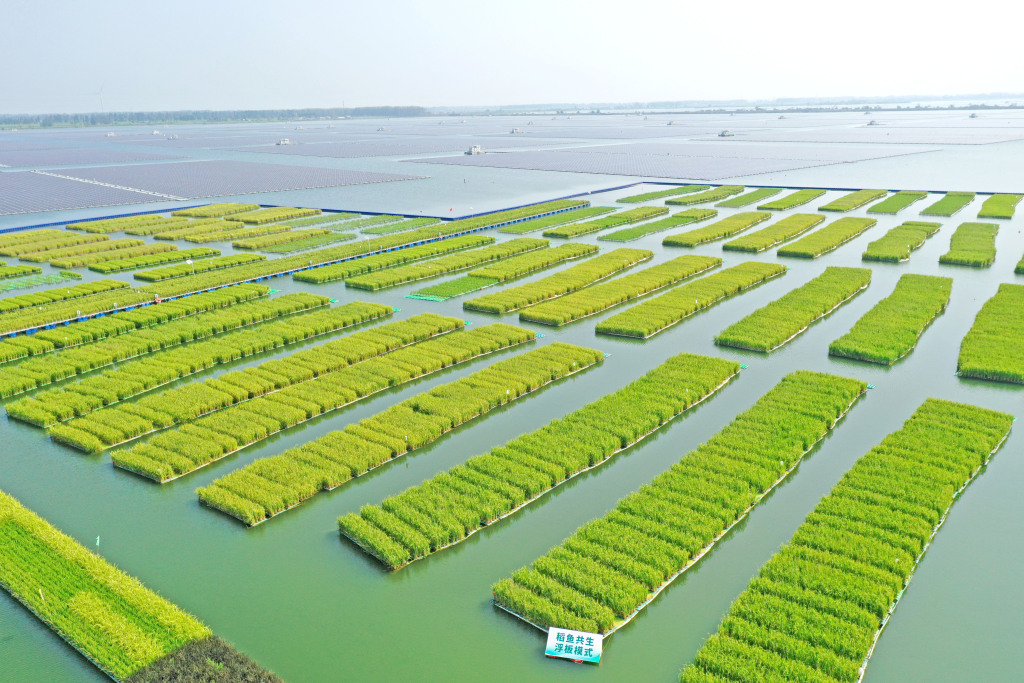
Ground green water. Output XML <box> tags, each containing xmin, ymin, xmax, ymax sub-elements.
<box><xmin>2</xmin><ymin>187</ymin><xmax>1023</xmax><ymax>682</ymax></box>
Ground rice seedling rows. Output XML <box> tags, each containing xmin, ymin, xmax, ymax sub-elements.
<box><xmin>722</xmin><ymin>214</ymin><xmax>825</xmax><ymax>253</ymax></box>
<box><xmin>345</xmin><ymin>238</ymin><xmax>548</xmax><ymax>291</ymax></box>
<box><xmin>463</xmin><ymin>249</ymin><xmax>653</xmax><ymax>314</ymax></box>
<box><xmin>957</xmin><ymin>283</ymin><xmax>1024</xmax><ymax>383</ymax></box>
<box><xmin>0</xmin><ymin>229</ymin><xmax>65</xmax><ymax>249</ymax></box>
<box><xmin>716</xmin><ymin>188</ymin><xmax>782</xmax><ymax>208</ymax></box>
<box><xmin>231</xmin><ymin>207</ymin><xmax>321</xmax><ymax>224</ymax></box>
<box><xmin>600</xmin><ymin>209</ymin><xmax>717</xmax><ymax>242</ymax></box>
<box><xmin>180</xmin><ymin>224</ymin><xmax>295</xmax><ymax>244</ymax></box>
<box><xmin>778</xmin><ymin>217</ymin><xmax>877</xmax><ymax>259</ymax></box>
<box><xmin>663</xmin><ymin>212</ymin><xmax>771</xmax><ymax>247</ymax></box>
<box><xmin>920</xmin><ymin>191</ymin><xmax>974</xmax><ymax>217</ymax></box>
<box><xmin>976</xmin><ymin>193</ymin><xmax>1022</xmax><ymax>219</ymax></box>
<box><xmin>173</xmin><ymin>203</ymin><xmax>260</xmax><ymax>218</ymax></box>
<box><xmin>410</xmin><ymin>243</ymin><xmax>598</xmax><ymax>300</ymax></box>
<box><xmin>18</xmin><ymin>238</ymin><xmax>146</xmax><ymax>263</ymax></box>
<box><xmin>50</xmin><ymin>313</ymin><xmax>462</xmax><ymax>453</ymax></box>
<box><xmin>617</xmin><ymin>185</ymin><xmax>711</xmax><ymax>203</ymax></box>
<box><xmin>344</xmin><ymin>352</ymin><xmax>744</xmax><ymax>570</ymax></box>
<box><xmin>89</xmin><ymin>248</ymin><xmax>220</xmax><ymax>274</ymax></box>
<box><xmin>499</xmin><ymin>207</ymin><xmax>613</xmax><ymax>234</ymax></box>
<box><xmin>861</xmin><ymin>221</ymin><xmax>941</xmax><ymax>263</ymax></box>
<box><xmin>196</xmin><ymin>341</ymin><xmax>601</xmax><ymax>523</ymax></box>
<box><xmin>0</xmin><ymin>289</ymin><xmax>157</xmax><ymax>336</ymax></box>
<box><xmin>543</xmin><ymin>207</ymin><xmax>668</xmax><ymax>239</ymax></box>
<box><xmin>938</xmin><ymin>222</ymin><xmax>998</xmax><ymax>267</ymax></box>
<box><xmin>758</xmin><ymin>188</ymin><xmax>826</xmax><ymax>210</ymax></box>
<box><xmin>259</xmin><ymin>232</ymin><xmax>356</xmax><ymax>254</ymax></box>
<box><xmin>52</xmin><ymin>244</ymin><xmax>182</xmax><ymax>269</ymax></box>
<box><xmin>0</xmin><ymin>232</ymin><xmax>109</xmax><ymax>257</ymax></box>
<box><xmin>829</xmin><ymin>274</ymin><xmax>952</xmax><ymax>365</ymax></box>
<box><xmin>0</xmin><ymin>488</ymin><xmax>212</xmax><ymax>680</ymax></box>
<box><xmin>715</xmin><ymin>266</ymin><xmax>871</xmax><ymax>352</ymax></box>
<box><xmin>680</xmin><ymin>398</ymin><xmax>1013</xmax><ymax>683</ymax></box>
<box><xmin>148</xmin><ymin>220</ymin><xmax>245</xmax><ymax>241</ymax></box>
<box><xmin>663</xmin><ymin>186</ymin><xmax>743</xmax><ymax>207</ymax></box>
<box><xmin>333</xmin><ymin>215</ymin><xmax>403</xmax><ymax>231</ymax></box>
<box><xmin>0</xmin><ymin>279</ymin><xmax>129</xmax><ymax>314</ymax></box>
<box><xmin>0</xmin><ymin>265</ymin><xmax>42</xmax><ymax>279</ymax></box>
<box><xmin>595</xmin><ymin>262</ymin><xmax>788</xmax><ymax>339</ymax></box>
<box><xmin>132</xmin><ymin>254</ymin><xmax>266</xmax><ymax>281</ymax></box>
<box><xmin>123</xmin><ymin>218</ymin><xmax>230</xmax><ymax>237</ymax></box>
<box><xmin>66</xmin><ymin>214</ymin><xmax>168</xmax><ymax>234</ymax></box>
<box><xmin>360</xmin><ymin>217</ymin><xmax>442</xmax><ymax>235</ymax></box>
<box><xmin>282</xmin><ymin>212</ymin><xmax>360</xmax><ymax>228</ymax></box>
<box><xmin>5</xmin><ymin>296</ymin><xmax>359</xmax><ymax>420</ymax></box>
<box><xmin>519</xmin><ymin>255</ymin><xmax>721</xmax><ymax>326</ymax></box>
<box><xmin>233</xmin><ymin>228</ymin><xmax>331</xmax><ymax>250</ymax></box>
<box><xmin>819</xmin><ymin>189</ymin><xmax>887</xmax><ymax>212</ymax></box>
<box><xmin>867</xmin><ymin>190</ymin><xmax>928</xmax><ymax>214</ymax></box>
<box><xmin>492</xmin><ymin>370</ymin><xmax>867</xmax><ymax>634</ymax></box>
<box><xmin>114</xmin><ymin>323</ymin><xmax>535</xmax><ymax>483</ymax></box>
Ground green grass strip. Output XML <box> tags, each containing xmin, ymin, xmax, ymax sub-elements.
<box><xmin>867</xmin><ymin>190</ymin><xmax>927</xmax><ymax>214</ymax></box>
<box><xmin>663</xmin><ymin>212</ymin><xmax>771</xmax><ymax>247</ymax></box>
<box><xmin>716</xmin><ymin>266</ymin><xmax>871</xmax><ymax>352</ymax></box>
<box><xmin>196</xmin><ymin>341</ymin><xmax>601</xmax><ymax>523</ymax></box>
<box><xmin>722</xmin><ymin>214</ymin><xmax>825</xmax><ymax>253</ymax></box>
<box><xmin>862</xmin><ymin>221</ymin><xmax>941</xmax><ymax>263</ymax></box>
<box><xmin>920</xmin><ymin>191</ymin><xmax>974</xmax><ymax>217</ymax></box>
<box><xmin>600</xmin><ymin>209</ymin><xmax>717</xmax><ymax>242</ymax></box>
<box><xmin>114</xmin><ymin>323</ymin><xmax>536</xmax><ymax>484</ymax></box>
<box><xmin>499</xmin><ymin>207</ymin><xmax>614</xmax><ymax>234</ymax></box>
<box><xmin>938</xmin><ymin>222</ymin><xmax>997</xmax><ymax>267</ymax></box>
<box><xmin>819</xmin><ymin>189</ymin><xmax>887</xmax><ymax>212</ymax></box>
<box><xmin>463</xmin><ymin>248</ymin><xmax>652</xmax><ymax>314</ymax></box>
<box><xmin>758</xmin><ymin>188</ymin><xmax>826</xmax><ymax>210</ymax></box>
<box><xmin>344</xmin><ymin>352</ymin><xmax>745</xmax><ymax>571</ymax></box>
<box><xmin>829</xmin><ymin>274</ymin><xmax>952</xmax><ymax>365</ymax></box>
<box><xmin>617</xmin><ymin>184</ymin><xmax>710</xmax><ymax>203</ymax></box>
<box><xmin>519</xmin><ymin>255</ymin><xmax>720</xmax><ymax>326</ymax></box>
<box><xmin>716</xmin><ymin>188</ymin><xmax>782</xmax><ymax>208</ymax></box>
<box><xmin>345</xmin><ymin>238</ymin><xmax>547</xmax><ymax>291</ymax></box>
<box><xmin>596</xmin><ymin>262</ymin><xmax>787</xmax><ymax>339</ymax></box>
<box><xmin>543</xmin><ymin>207</ymin><xmax>668</xmax><ymax>239</ymax></box>
<box><xmin>89</xmin><ymin>248</ymin><xmax>220</xmax><ymax>274</ymax></box>
<box><xmin>492</xmin><ymin>370</ymin><xmax>866</xmax><ymax>634</ymax></box>
<box><xmin>958</xmin><ymin>283</ymin><xmax>1024</xmax><ymax>383</ymax></box>
<box><xmin>681</xmin><ymin>398</ymin><xmax>1013</xmax><ymax>683</ymax></box>
<box><xmin>977</xmin><ymin>193</ymin><xmax>1023</xmax><ymax>219</ymax></box>
<box><xmin>666</xmin><ymin>186</ymin><xmax>743</xmax><ymax>206</ymax></box>
<box><xmin>411</xmin><ymin>243</ymin><xmax>598</xmax><ymax>300</ymax></box>
<box><xmin>778</xmin><ymin>217</ymin><xmax>877</xmax><ymax>259</ymax></box>
<box><xmin>0</xmin><ymin>488</ymin><xmax>212</xmax><ymax>680</ymax></box>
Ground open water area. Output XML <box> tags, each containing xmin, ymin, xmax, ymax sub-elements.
<box><xmin>2</xmin><ymin>110</ymin><xmax>1023</xmax><ymax>681</ymax></box>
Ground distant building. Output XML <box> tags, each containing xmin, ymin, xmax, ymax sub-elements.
<box><xmin>465</xmin><ymin>145</ymin><xmax>484</xmax><ymax>155</ymax></box>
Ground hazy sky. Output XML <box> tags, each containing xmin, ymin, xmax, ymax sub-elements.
<box><xmin>3</xmin><ymin>0</ymin><xmax>1024</xmax><ymax>114</ymax></box>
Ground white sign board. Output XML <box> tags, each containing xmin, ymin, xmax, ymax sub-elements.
<box><xmin>544</xmin><ymin>627</ymin><xmax>602</xmax><ymax>664</ymax></box>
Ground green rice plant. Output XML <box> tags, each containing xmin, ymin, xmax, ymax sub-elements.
<box><xmin>665</xmin><ymin>186</ymin><xmax>744</xmax><ymax>206</ymax></box>
<box><xmin>66</xmin><ymin>214</ymin><xmax>169</xmax><ymax>234</ymax></box>
<box><xmin>680</xmin><ymin>398</ymin><xmax>1013</xmax><ymax>682</ymax></box>
<box><xmin>0</xmin><ymin>272</ymin><xmax>79</xmax><ymax>292</ymax></box>
<box><xmin>116</xmin><ymin>323</ymin><xmax>536</xmax><ymax>482</ymax></box>
<box><xmin>50</xmin><ymin>243</ymin><xmax>181</xmax><ymax>269</ymax></box>
<box><xmin>344</xmin><ymin>353</ymin><xmax>745</xmax><ymax>569</ymax></box>
<box><xmin>1016</xmin><ymin>252</ymin><xmax>1024</xmax><ymax>275</ymax></box>
<box><xmin>360</xmin><ymin>217</ymin><xmax>441</xmax><ymax>235</ymax></box>
<box><xmin>282</xmin><ymin>211</ymin><xmax>360</xmax><ymax>228</ymax></box>
<box><xmin>18</xmin><ymin>238</ymin><xmax>146</xmax><ymax>263</ymax></box>
<box><xmin>411</xmin><ymin>243</ymin><xmax>597</xmax><ymax>300</ymax></box>
<box><xmin>543</xmin><ymin>207</ymin><xmax>668</xmax><ymax>239</ymax></box>
<box><xmin>596</xmin><ymin>262</ymin><xmax>787</xmax><ymax>339</ymax></box>
<box><xmin>617</xmin><ymin>185</ymin><xmax>711</xmax><ymax>203</ymax></box>
<box><xmin>921</xmin><ymin>191</ymin><xmax>975</xmax><ymax>217</ymax></box>
<box><xmin>345</xmin><ymin>238</ymin><xmax>548</xmax><ymax>290</ymax></box>
<box><xmin>147</xmin><ymin>220</ymin><xmax>245</xmax><ymax>241</ymax></box>
<box><xmin>957</xmin><ymin>283</ymin><xmax>1024</xmax><ymax>383</ymax></box>
<box><xmin>230</xmin><ymin>207</ymin><xmax>321</xmax><ymax>224</ymax></box>
<box><xmin>0</xmin><ymin>229</ymin><xmax>65</xmax><ymax>249</ymax></box>
<box><xmin>862</xmin><ymin>221</ymin><xmax>941</xmax><ymax>262</ymax></box>
<box><xmin>89</xmin><ymin>248</ymin><xmax>219</xmax><ymax>274</ymax></box>
<box><xmin>977</xmin><ymin>193</ymin><xmax>1023</xmax><ymax>219</ymax></box>
<box><xmin>233</xmin><ymin>228</ymin><xmax>331</xmax><ymax>250</ymax></box>
<box><xmin>53</xmin><ymin>313</ymin><xmax>462</xmax><ymax>452</ymax></box>
<box><xmin>867</xmin><ymin>190</ymin><xmax>928</xmax><ymax>214</ymax></box>
<box><xmin>259</xmin><ymin>232</ymin><xmax>356</xmax><ymax>253</ymax></box>
<box><xmin>819</xmin><ymin>189</ymin><xmax>887</xmax><ymax>212</ymax></box>
<box><xmin>133</xmin><ymin>254</ymin><xmax>266</xmax><ymax>281</ymax></box>
<box><xmin>464</xmin><ymin>248</ymin><xmax>652</xmax><ymax>314</ymax></box>
<box><xmin>122</xmin><ymin>217</ymin><xmax>228</xmax><ymax>236</ymax></box>
<box><xmin>663</xmin><ymin>212</ymin><xmax>771</xmax><ymax>247</ymax></box>
<box><xmin>938</xmin><ymin>222</ymin><xmax>998</xmax><ymax>267</ymax></box>
<box><xmin>715</xmin><ymin>267</ymin><xmax>871</xmax><ymax>352</ymax></box>
<box><xmin>829</xmin><ymin>274</ymin><xmax>952</xmax><ymax>365</ymax></box>
<box><xmin>0</xmin><ymin>279</ymin><xmax>130</xmax><ymax>314</ymax></box>
<box><xmin>0</xmin><ymin>488</ymin><xmax>212</xmax><ymax>680</ymax></box>
<box><xmin>758</xmin><ymin>188</ymin><xmax>826</xmax><ymax>210</ymax></box>
<box><xmin>0</xmin><ymin>265</ymin><xmax>42</xmax><ymax>279</ymax></box>
<box><xmin>0</xmin><ymin>232</ymin><xmax>109</xmax><ymax>257</ymax></box>
<box><xmin>499</xmin><ymin>207</ymin><xmax>614</xmax><ymax>234</ymax></box>
<box><xmin>777</xmin><ymin>217</ymin><xmax>877</xmax><ymax>259</ymax></box>
<box><xmin>722</xmin><ymin>214</ymin><xmax>825</xmax><ymax>252</ymax></box>
<box><xmin>520</xmin><ymin>255</ymin><xmax>721</xmax><ymax>326</ymax></box>
<box><xmin>197</xmin><ymin>342</ymin><xmax>602</xmax><ymax>522</ymax></box>
<box><xmin>493</xmin><ymin>371</ymin><xmax>867</xmax><ymax>631</ymax></box>
<box><xmin>181</xmin><ymin>224</ymin><xmax>295</xmax><ymax>244</ymax></box>
<box><xmin>716</xmin><ymin>187</ymin><xmax>782</xmax><ymax>208</ymax></box>
<box><xmin>173</xmin><ymin>203</ymin><xmax>260</xmax><ymax>218</ymax></box>
<box><xmin>600</xmin><ymin>209</ymin><xmax>717</xmax><ymax>242</ymax></box>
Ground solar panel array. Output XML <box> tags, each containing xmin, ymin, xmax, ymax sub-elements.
<box><xmin>0</xmin><ymin>148</ymin><xmax>180</xmax><ymax>168</ymax></box>
<box><xmin>0</xmin><ymin>171</ymin><xmax>155</xmax><ymax>215</ymax></box>
<box><xmin>557</xmin><ymin>141</ymin><xmax>935</xmax><ymax>162</ymax></box>
<box><xmin>736</xmin><ymin>127</ymin><xmax>1024</xmax><ymax>145</ymax></box>
<box><xmin>231</xmin><ymin>136</ymin><xmax>567</xmax><ymax>158</ymax></box>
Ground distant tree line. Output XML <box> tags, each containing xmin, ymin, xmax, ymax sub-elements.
<box><xmin>0</xmin><ymin>107</ymin><xmax>429</xmax><ymax>128</ymax></box>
